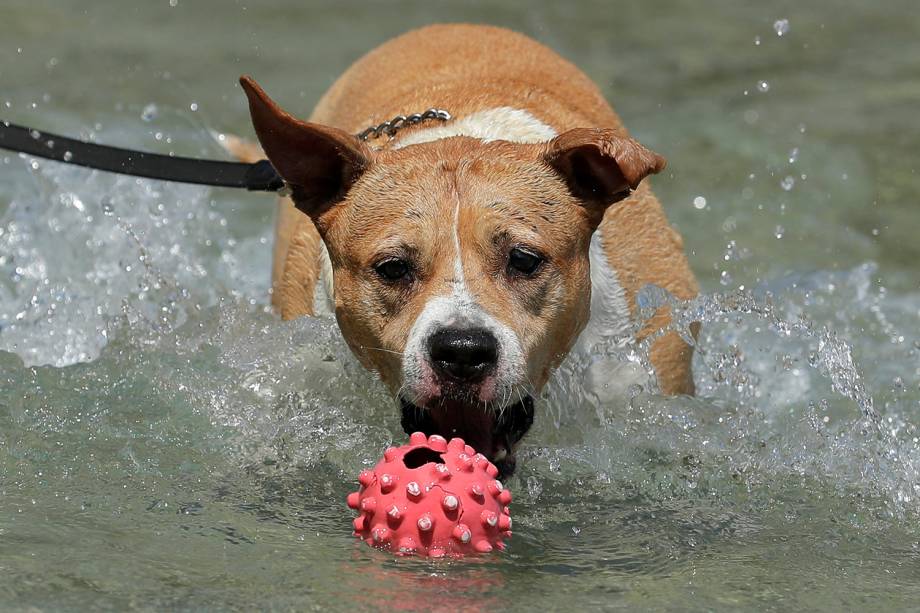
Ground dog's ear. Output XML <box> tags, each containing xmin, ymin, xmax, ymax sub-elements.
<box><xmin>239</xmin><ymin>76</ymin><xmax>372</xmax><ymax>224</ymax></box>
<box><xmin>543</xmin><ymin>128</ymin><xmax>666</xmax><ymax>221</ymax></box>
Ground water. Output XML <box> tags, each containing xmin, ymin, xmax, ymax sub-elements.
<box><xmin>2</xmin><ymin>1</ymin><xmax>920</xmax><ymax>610</ymax></box>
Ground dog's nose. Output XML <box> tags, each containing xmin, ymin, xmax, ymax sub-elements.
<box><xmin>427</xmin><ymin>327</ymin><xmax>499</xmax><ymax>383</ymax></box>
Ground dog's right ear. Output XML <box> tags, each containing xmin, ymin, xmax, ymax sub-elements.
<box><xmin>543</xmin><ymin>128</ymin><xmax>666</xmax><ymax>227</ymax></box>
<box><xmin>239</xmin><ymin>76</ymin><xmax>372</xmax><ymax>224</ymax></box>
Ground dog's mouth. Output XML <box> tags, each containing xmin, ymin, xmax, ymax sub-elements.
<box><xmin>399</xmin><ymin>394</ymin><xmax>534</xmax><ymax>478</ymax></box>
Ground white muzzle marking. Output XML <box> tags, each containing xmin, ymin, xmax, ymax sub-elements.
<box><xmin>401</xmin><ymin>290</ymin><xmax>525</xmax><ymax>408</ymax></box>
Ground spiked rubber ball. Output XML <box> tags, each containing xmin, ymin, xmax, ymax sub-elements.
<box><xmin>347</xmin><ymin>432</ymin><xmax>513</xmax><ymax>556</ymax></box>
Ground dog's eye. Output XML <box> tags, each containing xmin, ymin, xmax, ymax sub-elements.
<box><xmin>374</xmin><ymin>258</ymin><xmax>411</xmax><ymax>281</ymax></box>
<box><xmin>507</xmin><ymin>247</ymin><xmax>544</xmax><ymax>276</ymax></box>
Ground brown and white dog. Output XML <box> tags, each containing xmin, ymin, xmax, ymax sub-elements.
<box><xmin>230</xmin><ymin>24</ymin><xmax>698</xmax><ymax>476</ymax></box>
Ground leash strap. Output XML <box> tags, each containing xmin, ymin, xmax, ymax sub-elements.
<box><xmin>0</xmin><ymin>120</ymin><xmax>283</xmax><ymax>192</ymax></box>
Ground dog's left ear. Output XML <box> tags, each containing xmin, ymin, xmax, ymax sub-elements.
<box><xmin>544</xmin><ymin>128</ymin><xmax>666</xmax><ymax>219</ymax></box>
<box><xmin>239</xmin><ymin>75</ymin><xmax>373</xmax><ymax>225</ymax></box>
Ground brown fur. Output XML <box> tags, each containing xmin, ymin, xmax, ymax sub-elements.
<box><xmin>242</xmin><ymin>23</ymin><xmax>698</xmax><ymax>395</ymax></box>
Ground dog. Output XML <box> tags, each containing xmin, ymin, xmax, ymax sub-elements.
<box><xmin>228</xmin><ymin>24</ymin><xmax>698</xmax><ymax>476</ymax></box>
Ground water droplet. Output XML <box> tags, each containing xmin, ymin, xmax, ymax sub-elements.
<box><xmin>757</xmin><ymin>80</ymin><xmax>770</xmax><ymax>93</ymax></box>
<box><xmin>720</xmin><ymin>270</ymin><xmax>733</xmax><ymax>286</ymax></box>
<box><xmin>774</xmin><ymin>18</ymin><xmax>790</xmax><ymax>37</ymax></box>
<box><xmin>780</xmin><ymin>175</ymin><xmax>796</xmax><ymax>191</ymax></box>
<box><xmin>63</xmin><ymin>151</ymin><xmax>73</xmax><ymax>162</ymax></box>
<box><xmin>774</xmin><ymin>225</ymin><xmax>785</xmax><ymax>239</ymax></box>
<box><xmin>693</xmin><ymin>196</ymin><xmax>707</xmax><ymax>210</ymax></box>
<box><xmin>189</xmin><ymin>102</ymin><xmax>199</xmax><ymax>112</ymax></box>
<box><xmin>788</xmin><ymin>147</ymin><xmax>799</xmax><ymax>164</ymax></box>
<box><xmin>101</xmin><ymin>197</ymin><xmax>115</xmax><ymax>216</ymax></box>
<box><xmin>169</xmin><ymin>0</ymin><xmax>178</xmax><ymax>6</ymax></box>
<box><xmin>141</xmin><ymin>103</ymin><xmax>158</xmax><ymax>122</ymax></box>
<box><xmin>754</xmin><ymin>35</ymin><xmax>761</xmax><ymax>46</ymax></box>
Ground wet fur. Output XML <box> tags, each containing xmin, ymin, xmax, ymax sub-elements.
<box><xmin>233</xmin><ymin>24</ymin><xmax>699</xmax><ymax>461</ymax></box>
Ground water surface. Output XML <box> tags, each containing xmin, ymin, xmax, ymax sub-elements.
<box><xmin>2</xmin><ymin>1</ymin><xmax>920</xmax><ymax>610</ymax></box>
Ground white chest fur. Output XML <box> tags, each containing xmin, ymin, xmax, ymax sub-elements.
<box><xmin>565</xmin><ymin>233</ymin><xmax>646</xmax><ymax>400</ymax></box>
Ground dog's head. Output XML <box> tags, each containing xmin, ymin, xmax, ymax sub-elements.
<box><xmin>241</xmin><ymin>77</ymin><xmax>665</xmax><ymax>476</ymax></box>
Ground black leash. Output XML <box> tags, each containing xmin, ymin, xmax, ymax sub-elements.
<box><xmin>0</xmin><ymin>120</ymin><xmax>283</xmax><ymax>192</ymax></box>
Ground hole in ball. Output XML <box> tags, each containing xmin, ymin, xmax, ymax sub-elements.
<box><xmin>403</xmin><ymin>447</ymin><xmax>446</xmax><ymax>469</ymax></box>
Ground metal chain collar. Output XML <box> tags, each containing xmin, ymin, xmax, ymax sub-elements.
<box><xmin>356</xmin><ymin>108</ymin><xmax>452</xmax><ymax>142</ymax></box>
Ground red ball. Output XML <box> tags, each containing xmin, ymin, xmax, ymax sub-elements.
<box><xmin>346</xmin><ymin>431</ymin><xmax>513</xmax><ymax>557</ymax></box>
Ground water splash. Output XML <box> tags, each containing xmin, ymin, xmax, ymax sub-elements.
<box><xmin>0</xmin><ymin>154</ymin><xmax>271</xmax><ymax>366</ymax></box>
<box><xmin>537</xmin><ymin>274</ymin><xmax>920</xmax><ymax>518</ymax></box>
<box><xmin>773</xmin><ymin>18</ymin><xmax>790</xmax><ymax>37</ymax></box>
<box><xmin>2</xmin><ymin>130</ymin><xmax>919</xmax><ymax>528</ymax></box>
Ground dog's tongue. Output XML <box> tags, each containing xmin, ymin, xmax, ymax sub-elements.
<box><xmin>425</xmin><ymin>400</ymin><xmax>503</xmax><ymax>460</ymax></box>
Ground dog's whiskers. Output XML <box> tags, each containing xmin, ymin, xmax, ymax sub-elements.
<box><xmin>366</xmin><ymin>346</ymin><xmax>405</xmax><ymax>357</ymax></box>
